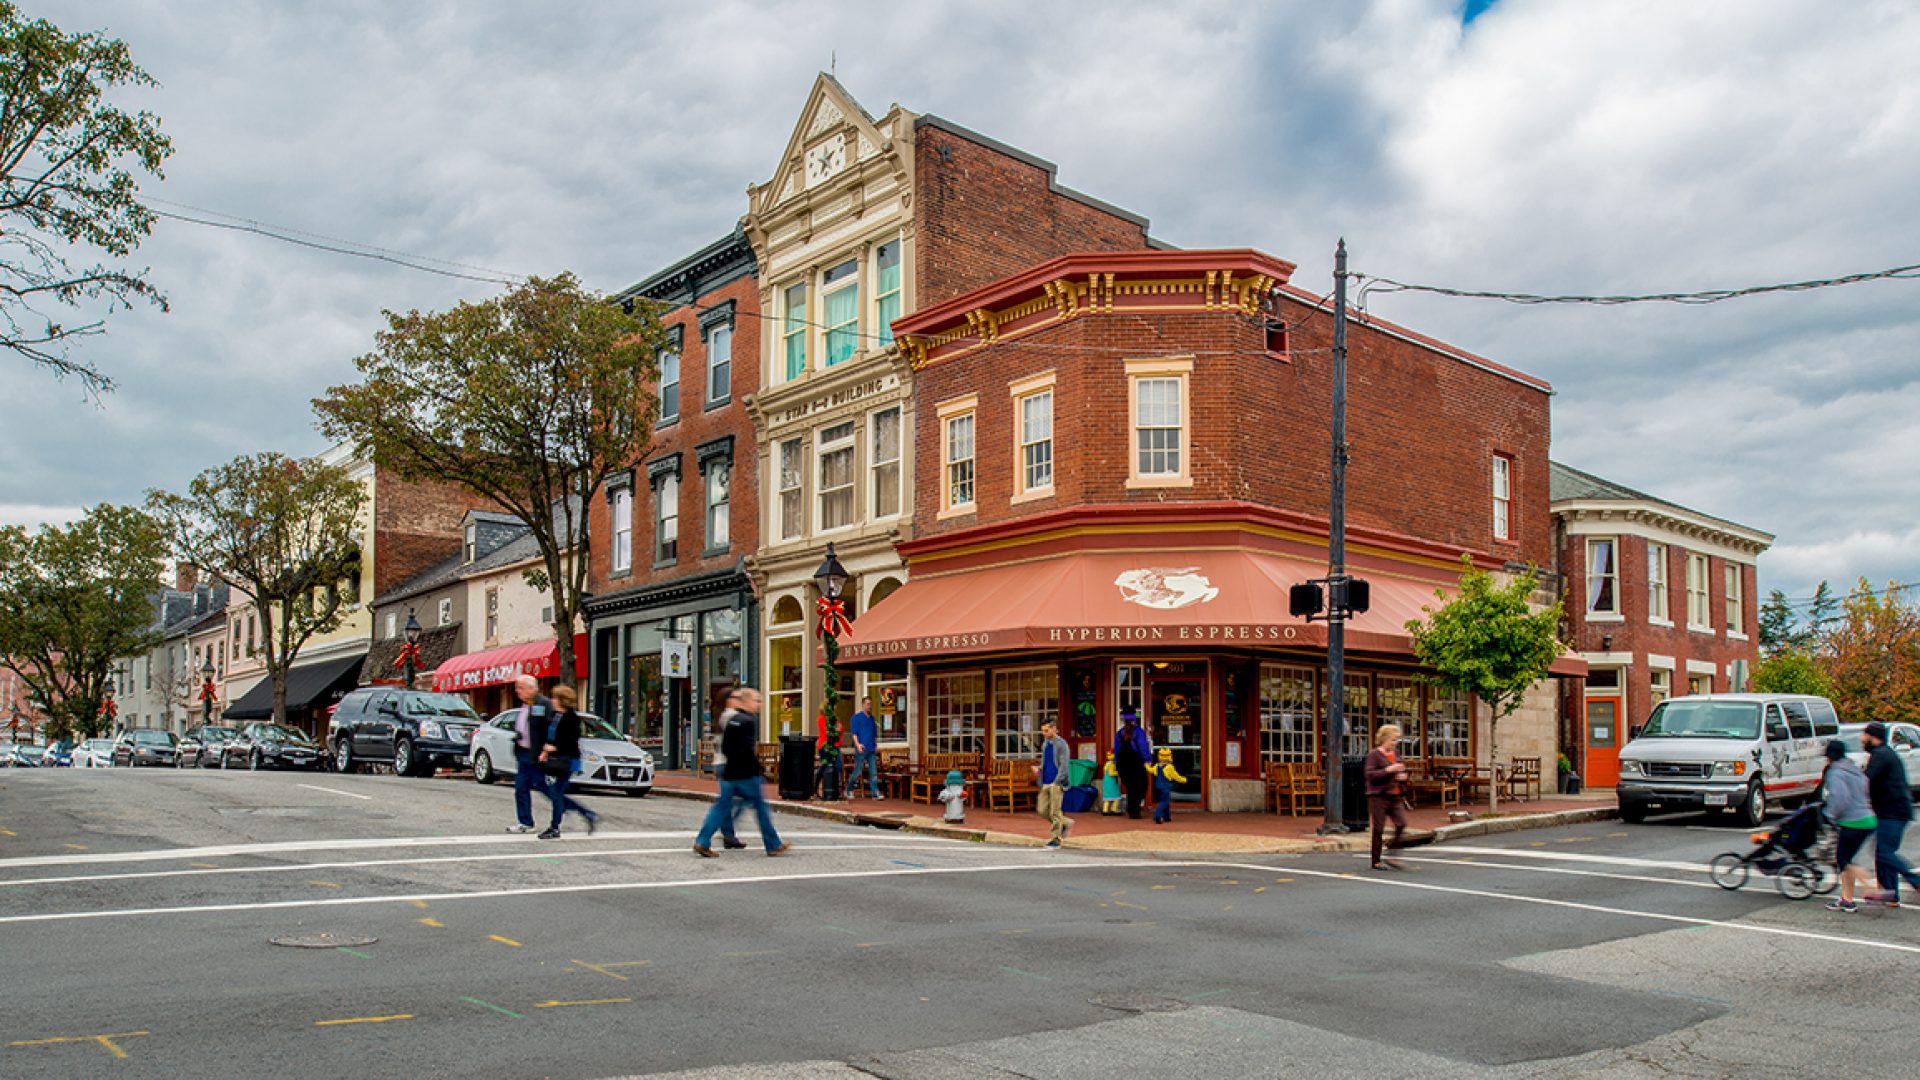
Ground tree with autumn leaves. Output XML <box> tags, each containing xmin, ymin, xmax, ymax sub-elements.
<box><xmin>1816</xmin><ymin>580</ymin><xmax>1920</xmax><ymax>726</ymax></box>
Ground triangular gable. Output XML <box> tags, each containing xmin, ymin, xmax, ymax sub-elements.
<box><xmin>754</xmin><ymin>73</ymin><xmax>899</xmax><ymax>214</ymax></box>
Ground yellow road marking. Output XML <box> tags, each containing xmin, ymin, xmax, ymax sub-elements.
<box><xmin>63</xmin><ymin>844</ymin><xmax>86</xmax><ymax>850</ymax></box>
<box><xmin>190</xmin><ymin>862</ymin><xmax>219</xmax><ymax>869</ymax></box>
<box><xmin>721</xmin><ymin>949</ymin><xmax>784</xmax><ymax>958</ymax></box>
<box><xmin>571</xmin><ymin>959</ymin><xmax>650</xmax><ymax>981</ymax></box>
<box><xmin>1607</xmin><ymin>832</ymin><xmax>1629</xmax><ymax>838</ymax></box>
<box><xmin>533</xmin><ymin>998</ymin><xmax>631</xmax><ymax>1009</ymax></box>
<box><xmin>418</xmin><ymin>918</ymin><xmax>443</xmax><ymax>928</ymax></box>
<box><xmin>854</xmin><ymin>942</ymin><xmax>892</xmax><ymax>948</ymax></box>
<box><xmin>1254</xmin><ymin>887</ymin><xmax>1268</xmax><ymax>893</ymax></box>
<box><xmin>1151</xmin><ymin>884</ymin><xmax>1176</xmax><ymax>890</ymax></box>
<box><xmin>315</xmin><ymin>1015</ymin><xmax>412</xmax><ymax>1027</ymax></box>
<box><xmin>0</xmin><ymin>828</ymin><xmax>17</xmax><ymax>836</ymax></box>
<box><xmin>308</xmin><ymin>881</ymin><xmax>340</xmax><ymax>888</ymax></box>
<box><xmin>9</xmin><ymin>1032</ymin><xmax>149</xmax><ymax>1059</ymax></box>
<box><xmin>409</xmin><ymin>900</ymin><xmax>430</xmax><ymax>910</ymax></box>
<box><xmin>489</xmin><ymin>935</ymin><xmax>522</xmax><ymax>948</ymax></box>
<box><xmin>997</xmin><ymin>928</ymin><xmax>1033</xmax><ymax>935</ymax></box>
<box><xmin>1113</xmin><ymin>900</ymin><xmax>1150</xmax><ymax>911</ymax></box>
<box><xmin>1274</xmin><ymin>877</ymin><xmax>1294</xmax><ymax>883</ymax></box>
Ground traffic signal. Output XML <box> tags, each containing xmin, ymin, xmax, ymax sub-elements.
<box><xmin>1289</xmin><ymin>582</ymin><xmax>1323</xmax><ymax>618</ymax></box>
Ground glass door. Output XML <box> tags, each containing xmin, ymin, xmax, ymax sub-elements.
<box><xmin>1148</xmin><ymin>664</ymin><xmax>1205</xmax><ymax>801</ymax></box>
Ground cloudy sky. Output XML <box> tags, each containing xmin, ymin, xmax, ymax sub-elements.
<box><xmin>8</xmin><ymin>0</ymin><xmax>1918</xmax><ymax>616</ymax></box>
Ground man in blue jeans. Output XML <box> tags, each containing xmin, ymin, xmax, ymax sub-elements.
<box><xmin>849</xmin><ymin>696</ymin><xmax>882</xmax><ymax>799</ymax></box>
<box><xmin>506</xmin><ymin>675</ymin><xmax>551</xmax><ymax>833</ymax></box>
<box><xmin>1861</xmin><ymin>721</ymin><xmax>1920</xmax><ymax>906</ymax></box>
<box><xmin>695</xmin><ymin>688</ymin><xmax>790</xmax><ymax>857</ymax></box>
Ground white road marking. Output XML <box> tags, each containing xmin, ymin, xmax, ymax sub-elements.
<box><xmin>295</xmin><ymin>784</ymin><xmax>373</xmax><ymax>801</ymax></box>
<box><xmin>0</xmin><ymin>841</ymin><xmax>967</xmax><ymax>889</ymax></box>
<box><xmin>1396</xmin><ymin>855</ymin><xmax>1724</xmax><ymax>890</ymax></box>
<box><xmin>0</xmin><ymin>830</ymin><xmax>944</xmax><ymax>871</ymax></box>
<box><xmin>1197</xmin><ymin>860</ymin><xmax>1920</xmax><ymax>957</ymax></box>
<box><xmin>0</xmin><ymin>859</ymin><xmax>1140</xmax><ymax>925</ymax></box>
<box><xmin>1437</xmin><ymin>845</ymin><xmax>1709</xmax><ymax>873</ymax></box>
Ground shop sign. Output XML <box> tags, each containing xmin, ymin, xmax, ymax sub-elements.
<box><xmin>839</xmin><ymin>622</ymin><xmax>1308</xmax><ymax>661</ymax></box>
<box><xmin>662</xmin><ymin>639</ymin><xmax>691</xmax><ymax>679</ymax></box>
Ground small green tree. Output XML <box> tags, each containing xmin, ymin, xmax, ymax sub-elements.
<box><xmin>1751</xmin><ymin>651</ymin><xmax>1832</xmax><ymax>697</ymax></box>
<box><xmin>0</xmin><ymin>503</ymin><xmax>168</xmax><ymax>741</ymax></box>
<box><xmin>147</xmin><ymin>453</ymin><xmax>366</xmax><ymax>727</ymax></box>
<box><xmin>1757</xmin><ymin>588</ymin><xmax>1796</xmax><ymax>658</ymax></box>
<box><xmin>313</xmin><ymin>273</ymin><xmax>667</xmax><ymax>683</ymax></box>
<box><xmin>1797</xmin><ymin>580</ymin><xmax>1838</xmax><ymax>651</ymax></box>
<box><xmin>1406</xmin><ymin>555</ymin><xmax>1566</xmax><ymax>812</ymax></box>
<box><xmin>1</xmin><ymin>3</ymin><xmax>173</xmax><ymax>394</ymax></box>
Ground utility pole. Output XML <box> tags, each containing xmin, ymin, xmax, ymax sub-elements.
<box><xmin>1321</xmin><ymin>239</ymin><xmax>1351</xmax><ymax>834</ymax></box>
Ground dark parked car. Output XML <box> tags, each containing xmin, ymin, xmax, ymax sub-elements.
<box><xmin>330</xmin><ymin>688</ymin><xmax>482</xmax><ymax>777</ymax></box>
<box><xmin>113</xmin><ymin>729</ymin><xmax>179</xmax><ymax>767</ymax></box>
<box><xmin>178</xmin><ymin>724</ymin><xmax>241</xmax><ymax>769</ymax></box>
<box><xmin>221</xmin><ymin>722</ymin><xmax>326</xmax><ymax>771</ymax></box>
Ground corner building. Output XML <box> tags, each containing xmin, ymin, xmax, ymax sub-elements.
<box><xmin>743</xmin><ymin>76</ymin><xmax>1151</xmax><ymax>742</ymax></box>
<box><xmin>838</xmin><ymin>250</ymin><xmax>1582</xmax><ymax>810</ymax></box>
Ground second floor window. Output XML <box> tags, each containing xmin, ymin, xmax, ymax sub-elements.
<box><xmin>485</xmin><ymin>588</ymin><xmax>499</xmax><ymax>640</ymax></box>
<box><xmin>438</xmin><ymin>598</ymin><xmax>453</xmax><ymax>626</ymax></box>
<box><xmin>1686</xmin><ymin>553</ymin><xmax>1711</xmax><ymax>628</ymax></box>
<box><xmin>1648</xmin><ymin>542</ymin><xmax>1668</xmax><ymax>621</ymax></box>
<box><xmin>611</xmin><ymin>488</ymin><xmax>633</xmax><ymax>573</ymax></box>
<box><xmin>782</xmin><ymin>282</ymin><xmax>808</xmax><ymax>381</ymax></box>
<box><xmin>945</xmin><ymin>412</ymin><xmax>976</xmax><ymax>510</ymax></box>
<box><xmin>705</xmin><ymin>460</ymin><xmax>730</xmax><ymax>551</ymax></box>
<box><xmin>818</xmin><ymin>421</ymin><xmax>856</xmax><ymax>530</ymax></box>
<box><xmin>1586</xmin><ymin>538</ymin><xmax>1617</xmax><ymax>614</ymax></box>
<box><xmin>655</xmin><ymin>473</ymin><xmax>679</xmax><ymax>564</ymax></box>
<box><xmin>1020</xmin><ymin>390</ymin><xmax>1053</xmax><ymax>493</ymax></box>
<box><xmin>1492</xmin><ymin>455</ymin><xmax>1511</xmax><ymax>540</ymax></box>
<box><xmin>823</xmin><ymin>259</ymin><xmax>859</xmax><ymax>366</ymax></box>
<box><xmin>706</xmin><ymin>324</ymin><xmax>731</xmax><ymax>404</ymax></box>
<box><xmin>1725</xmin><ymin>563</ymin><xmax>1743</xmax><ymax>633</ymax></box>
<box><xmin>871</xmin><ymin>407</ymin><xmax>901</xmax><ymax>519</ymax></box>
<box><xmin>1134</xmin><ymin>376</ymin><xmax>1182</xmax><ymax>477</ymax></box>
<box><xmin>874</xmin><ymin>240</ymin><xmax>902</xmax><ymax>346</ymax></box>
<box><xmin>658</xmin><ymin>343</ymin><xmax>680</xmax><ymax>422</ymax></box>
<box><xmin>384</xmin><ymin>612</ymin><xmax>396</xmax><ymax>639</ymax></box>
<box><xmin>779</xmin><ymin>438</ymin><xmax>804</xmax><ymax>540</ymax></box>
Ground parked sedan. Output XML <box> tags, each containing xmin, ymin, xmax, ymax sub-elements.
<box><xmin>178</xmin><ymin>724</ymin><xmax>240</xmax><ymax>769</ymax></box>
<box><xmin>468</xmin><ymin>711</ymin><xmax>654</xmax><ymax>796</ymax></box>
<box><xmin>1838</xmin><ymin>722</ymin><xmax>1920</xmax><ymax>793</ymax></box>
<box><xmin>221</xmin><ymin>722</ymin><xmax>327</xmax><ymax>771</ymax></box>
<box><xmin>71</xmin><ymin>739</ymin><xmax>117</xmax><ymax>768</ymax></box>
<box><xmin>113</xmin><ymin>729</ymin><xmax>179</xmax><ymax>767</ymax></box>
<box><xmin>0</xmin><ymin>743</ymin><xmax>43</xmax><ymax>767</ymax></box>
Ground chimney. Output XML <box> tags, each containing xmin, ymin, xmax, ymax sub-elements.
<box><xmin>174</xmin><ymin>562</ymin><xmax>199</xmax><ymax>592</ymax></box>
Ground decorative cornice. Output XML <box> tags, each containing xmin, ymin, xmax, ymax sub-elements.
<box><xmin>583</xmin><ymin>567</ymin><xmax>753</xmax><ymax>620</ymax></box>
<box><xmin>1553</xmin><ymin>500</ymin><xmax>1773</xmax><ymax>556</ymax></box>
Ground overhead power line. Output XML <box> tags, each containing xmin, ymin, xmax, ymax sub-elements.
<box><xmin>144</xmin><ymin>203</ymin><xmax>527</xmax><ymax>287</ymax></box>
<box><xmin>1356</xmin><ymin>260</ymin><xmax>1920</xmax><ymax>307</ymax></box>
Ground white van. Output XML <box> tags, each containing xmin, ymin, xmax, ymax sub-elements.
<box><xmin>1615</xmin><ymin>693</ymin><xmax>1839</xmax><ymax>827</ymax></box>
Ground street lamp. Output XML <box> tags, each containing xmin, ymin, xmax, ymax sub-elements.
<box><xmin>812</xmin><ymin>542</ymin><xmax>852</xmax><ymax>802</ymax></box>
<box><xmin>200</xmin><ymin>657</ymin><xmax>217</xmax><ymax>723</ymax></box>
<box><xmin>402</xmin><ymin>609</ymin><xmax>424</xmax><ymax>689</ymax></box>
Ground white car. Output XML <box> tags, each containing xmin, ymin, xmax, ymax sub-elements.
<box><xmin>468</xmin><ymin>711</ymin><xmax>654</xmax><ymax>796</ymax></box>
<box><xmin>1837</xmin><ymin>722</ymin><xmax>1920</xmax><ymax>793</ymax></box>
<box><xmin>71</xmin><ymin>738</ymin><xmax>118</xmax><ymax>768</ymax></box>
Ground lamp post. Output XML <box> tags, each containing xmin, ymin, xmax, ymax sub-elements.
<box><xmin>812</xmin><ymin>542</ymin><xmax>851</xmax><ymax>802</ymax></box>
<box><xmin>200</xmin><ymin>657</ymin><xmax>217</xmax><ymax>723</ymax></box>
<box><xmin>402</xmin><ymin>609</ymin><xmax>423</xmax><ymax>690</ymax></box>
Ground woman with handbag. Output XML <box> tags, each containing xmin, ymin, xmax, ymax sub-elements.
<box><xmin>1364</xmin><ymin>723</ymin><xmax>1410</xmax><ymax>870</ymax></box>
<box><xmin>538</xmin><ymin>684</ymin><xmax>600</xmax><ymax>839</ymax></box>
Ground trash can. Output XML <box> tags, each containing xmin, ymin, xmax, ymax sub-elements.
<box><xmin>1068</xmin><ymin>757</ymin><xmax>1100</xmax><ymax>789</ymax></box>
<box><xmin>777</xmin><ymin>734</ymin><xmax>815</xmax><ymax>800</ymax></box>
<box><xmin>1340</xmin><ymin>758</ymin><xmax>1369</xmax><ymax>831</ymax></box>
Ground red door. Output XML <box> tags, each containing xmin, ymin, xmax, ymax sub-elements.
<box><xmin>1585</xmin><ymin>696</ymin><xmax>1622</xmax><ymax>787</ymax></box>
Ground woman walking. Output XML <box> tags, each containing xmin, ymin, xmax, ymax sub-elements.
<box><xmin>1112</xmin><ymin>709</ymin><xmax>1152</xmax><ymax>820</ymax></box>
<box><xmin>1364</xmin><ymin>724</ymin><xmax>1410</xmax><ymax>871</ymax></box>
<box><xmin>1821</xmin><ymin>738</ymin><xmax>1877</xmax><ymax>912</ymax></box>
<box><xmin>538</xmin><ymin>684</ymin><xmax>599</xmax><ymax>839</ymax></box>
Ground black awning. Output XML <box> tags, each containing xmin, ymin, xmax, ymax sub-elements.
<box><xmin>223</xmin><ymin>653</ymin><xmax>366</xmax><ymax>720</ymax></box>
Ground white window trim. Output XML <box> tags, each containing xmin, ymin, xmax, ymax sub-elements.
<box><xmin>869</xmin><ymin>405</ymin><xmax>903</xmax><ymax>522</ymax></box>
<box><xmin>1010</xmin><ymin>370</ymin><xmax>1057</xmax><ymax>503</ymax></box>
<box><xmin>821</xmin><ymin>258</ymin><xmax>861</xmax><ymax>368</ymax></box>
<box><xmin>1124</xmin><ymin>357</ymin><xmax>1194</xmax><ymax>489</ymax></box>
<box><xmin>1646</xmin><ymin>654</ymin><xmax>1676</xmax><ymax>672</ymax></box>
<box><xmin>815</xmin><ymin>420</ymin><xmax>858</xmax><ymax>535</ymax></box>
<box><xmin>937</xmin><ymin>394</ymin><xmax>978</xmax><ymax>519</ymax></box>
<box><xmin>611</xmin><ymin>487</ymin><xmax>634</xmax><ymax>575</ymax></box>
<box><xmin>778</xmin><ymin>280</ymin><xmax>809</xmax><ymax>385</ymax></box>
<box><xmin>1585</xmin><ymin>536</ymin><xmax>1620</xmax><ymax>615</ymax></box>
<box><xmin>1685</xmin><ymin>658</ymin><xmax>1717</xmax><ymax>675</ymax></box>
<box><xmin>1647</xmin><ymin>542</ymin><xmax>1668</xmax><ymax>625</ymax></box>
<box><xmin>1685</xmin><ymin>553</ymin><xmax>1712</xmax><ymax>633</ymax></box>
<box><xmin>872</xmin><ymin>235</ymin><xmax>904</xmax><ymax>348</ymax></box>
<box><xmin>705</xmin><ymin>323</ymin><xmax>732</xmax><ymax>406</ymax></box>
<box><xmin>1583</xmin><ymin>611</ymin><xmax>1627</xmax><ymax>624</ymax></box>
<box><xmin>1724</xmin><ymin>562</ymin><xmax>1745</xmax><ymax>636</ymax></box>
<box><xmin>776</xmin><ymin>437</ymin><xmax>806</xmax><ymax>542</ymax></box>
<box><xmin>1491</xmin><ymin>454</ymin><xmax>1511</xmax><ymax>542</ymax></box>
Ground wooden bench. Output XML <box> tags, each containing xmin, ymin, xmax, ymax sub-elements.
<box><xmin>912</xmin><ymin>753</ymin><xmax>975</xmax><ymax>803</ymax></box>
<box><xmin>1405</xmin><ymin>760</ymin><xmax>1460</xmax><ymax>809</ymax></box>
<box><xmin>1266</xmin><ymin>760</ymin><xmax>1325</xmax><ymax>816</ymax></box>
<box><xmin>986</xmin><ymin>758</ymin><xmax>1041</xmax><ymax>813</ymax></box>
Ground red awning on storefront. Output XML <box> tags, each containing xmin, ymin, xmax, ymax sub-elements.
<box><xmin>431</xmin><ymin>634</ymin><xmax>589</xmax><ymax>694</ymax></box>
<box><xmin>837</xmin><ymin>548</ymin><xmax>1585</xmax><ymax>676</ymax></box>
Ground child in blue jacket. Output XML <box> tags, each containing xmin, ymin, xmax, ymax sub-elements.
<box><xmin>1149</xmin><ymin>748</ymin><xmax>1186</xmax><ymax>824</ymax></box>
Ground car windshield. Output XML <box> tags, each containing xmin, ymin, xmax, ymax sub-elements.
<box><xmin>581</xmin><ymin>718</ymin><xmax>623</xmax><ymax>741</ymax></box>
<box><xmin>404</xmin><ymin>693</ymin><xmax>479</xmax><ymax>719</ymax></box>
<box><xmin>201</xmin><ymin>727</ymin><xmax>238</xmax><ymax>740</ymax></box>
<box><xmin>20</xmin><ymin>746</ymin><xmax>44</xmax><ymax>758</ymax></box>
<box><xmin>1639</xmin><ymin>701</ymin><xmax>1761</xmax><ymax>740</ymax></box>
<box><xmin>256</xmin><ymin>725</ymin><xmax>306</xmax><ymax>742</ymax></box>
<box><xmin>133</xmin><ymin>731</ymin><xmax>175</xmax><ymax>745</ymax></box>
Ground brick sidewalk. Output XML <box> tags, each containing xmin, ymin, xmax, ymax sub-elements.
<box><xmin>651</xmin><ymin>770</ymin><xmax>1616</xmax><ymax>854</ymax></box>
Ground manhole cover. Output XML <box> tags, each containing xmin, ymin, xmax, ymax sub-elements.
<box><xmin>1088</xmin><ymin>993</ymin><xmax>1189</xmax><ymax>1014</ymax></box>
<box><xmin>270</xmin><ymin>933</ymin><xmax>379</xmax><ymax>949</ymax></box>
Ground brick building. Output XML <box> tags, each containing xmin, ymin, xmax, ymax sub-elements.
<box><xmin>742</xmin><ymin>76</ymin><xmax>1152</xmax><ymax>744</ymax></box>
<box><xmin>582</xmin><ymin>229</ymin><xmax>760</xmax><ymax>768</ymax></box>
<box><xmin>837</xmin><ymin>248</ymin><xmax>1581</xmax><ymax>810</ymax></box>
<box><xmin>1551</xmin><ymin>462</ymin><xmax>1772</xmax><ymax>787</ymax></box>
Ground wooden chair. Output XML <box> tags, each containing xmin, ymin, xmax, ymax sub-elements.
<box><xmin>755</xmin><ymin>742</ymin><xmax>780</xmax><ymax>778</ymax></box>
<box><xmin>986</xmin><ymin>758</ymin><xmax>1040</xmax><ymax>813</ymax></box>
<box><xmin>1405</xmin><ymin>760</ymin><xmax>1460</xmax><ymax>809</ymax></box>
<box><xmin>1283</xmin><ymin>761</ymin><xmax>1326</xmax><ymax>816</ymax></box>
<box><xmin>1432</xmin><ymin>757</ymin><xmax>1493</xmax><ymax>803</ymax></box>
<box><xmin>1506</xmin><ymin>757</ymin><xmax>1543</xmax><ymax>802</ymax></box>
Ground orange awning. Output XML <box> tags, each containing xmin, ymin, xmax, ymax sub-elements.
<box><xmin>837</xmin><ymin>548</ymin><xmax>1586</xmax><ymax>677</ymax></box>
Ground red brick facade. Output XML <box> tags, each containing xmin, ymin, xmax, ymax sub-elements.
<box><xmin>372</xmin><ymin>470</ymin><xmax>496</xmax><ymax>596</ymax></box>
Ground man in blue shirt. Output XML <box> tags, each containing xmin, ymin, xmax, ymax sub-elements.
<box><xmin>849</xmin><ymin>696</ymin><xmax>882</xmax><ymax>799</ymax></box>
<box><xmin>1037</xmin><ymin>721</ymin><xmax>1074</xmax><ymax>848</ymax></box>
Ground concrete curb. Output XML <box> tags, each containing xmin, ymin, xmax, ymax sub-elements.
<box><xmin>652</xmin><ymin>782</ymin><xmax>1615</xmax><ymax>854</ymax></box>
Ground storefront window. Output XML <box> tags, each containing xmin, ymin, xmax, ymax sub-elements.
<box><xmin>1376</xmin><ymin>675</ymin><xmax>1419</xmax><ymax>760</ymax></box>
<box><xmin>1322</xmin><ymin>673</ymin><xmax>1373</xmax><ymax>759</ymax></box>
<box><xmin>1116</xmin><ymin>663</ymin><xmax>1144</xmax><ymax>727</ymax></box>
<box><xmin>925</xmin><ymin>672</ymin><xmax>985</xmax><ymax>758</ymax></box>
<box><xmin>992</xmin><ymin>667</ymin><xmax>1058</xmax><ymax>760</ymax></box>
<box><xmin>1260</xmin><ymin>664</ymin><xmax>1316</xmax><ymax>762</ymax></box>
<box><xmin>1426</xmin><ymin>686</ymin><xmax>1472</xmax><ymax>759</ymax></box>
<box><xmin>769</xmin><ymin>634</ymin><xmax>804</xmax><ymax>736</ymax></box>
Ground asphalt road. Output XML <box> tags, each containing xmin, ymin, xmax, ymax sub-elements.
<box><xmin>2</xmin><ymin>765</ymin><xmax>1917</xmax><ymax>1079</ymax></box>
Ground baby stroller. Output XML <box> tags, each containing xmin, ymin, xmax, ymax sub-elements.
<box><xmin>1708</xmin><ymin>800</ymin><xmax>1837</xmax><ymax>899</ymax></box>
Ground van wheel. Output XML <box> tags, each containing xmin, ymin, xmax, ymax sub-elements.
<box><xmin>1735</xmin><ymin>782</ymin><xmax>1766</xmax><ymax>828</ymax></box>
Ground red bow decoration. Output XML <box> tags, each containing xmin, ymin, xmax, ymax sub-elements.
<box><xmin>201</xmin><ymin>679</ymin><xmax>219</xmax><ymax>703</ymax></box>
<box><xmin>102</xmin><ymin>699</ymin><xmax>118</xmax><ymax>719</ymax></box>
<box><xmin>815</xmin><ymin>596</ymin><xmax>853</xmax><ymax>639</ymax></box>
<box><xmin>393</xmin><ymin>642</ymin><xmax>423</xmax><ymax>669</ymax></box>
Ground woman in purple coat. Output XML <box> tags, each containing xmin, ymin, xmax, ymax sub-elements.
<box><xmin>1112</xmin><ymin>709</ymin><xmax>1153</xmax><ymax>820</ymax></box>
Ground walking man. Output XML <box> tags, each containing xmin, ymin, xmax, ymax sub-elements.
<box><xmin>850</xmin><ymin>696</ymin><xmax>882</xmax><ymax>799</ymax></box>
<box><xmin>1036</xmin><ymin>721</ymin><xmax>1073</xmax><ymax>848</ymax></box>
<box><xmin>506</xmin><ymin>675</ymin><xmax>552</xmax><ymax>834</ymax></box>
<box><xmin>1112</xmin><ymin>709</ymin><xmax>1152</xmax><ymax>819</ymax></box>
<box><xmin>696</xmin><ymin>688</ymin><xmax>790</xmax><ymax>857</ymax></box>
<box><xmin>1861</xmin><ymin>721</ymin><xmax>1920</xmax><ymax>906</ymax></box>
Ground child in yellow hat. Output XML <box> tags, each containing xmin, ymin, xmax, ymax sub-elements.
<box><xmin>1149</xmin><ymin>748</ymin><xmax>1185</xmax><ymax>824</ymax></box>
